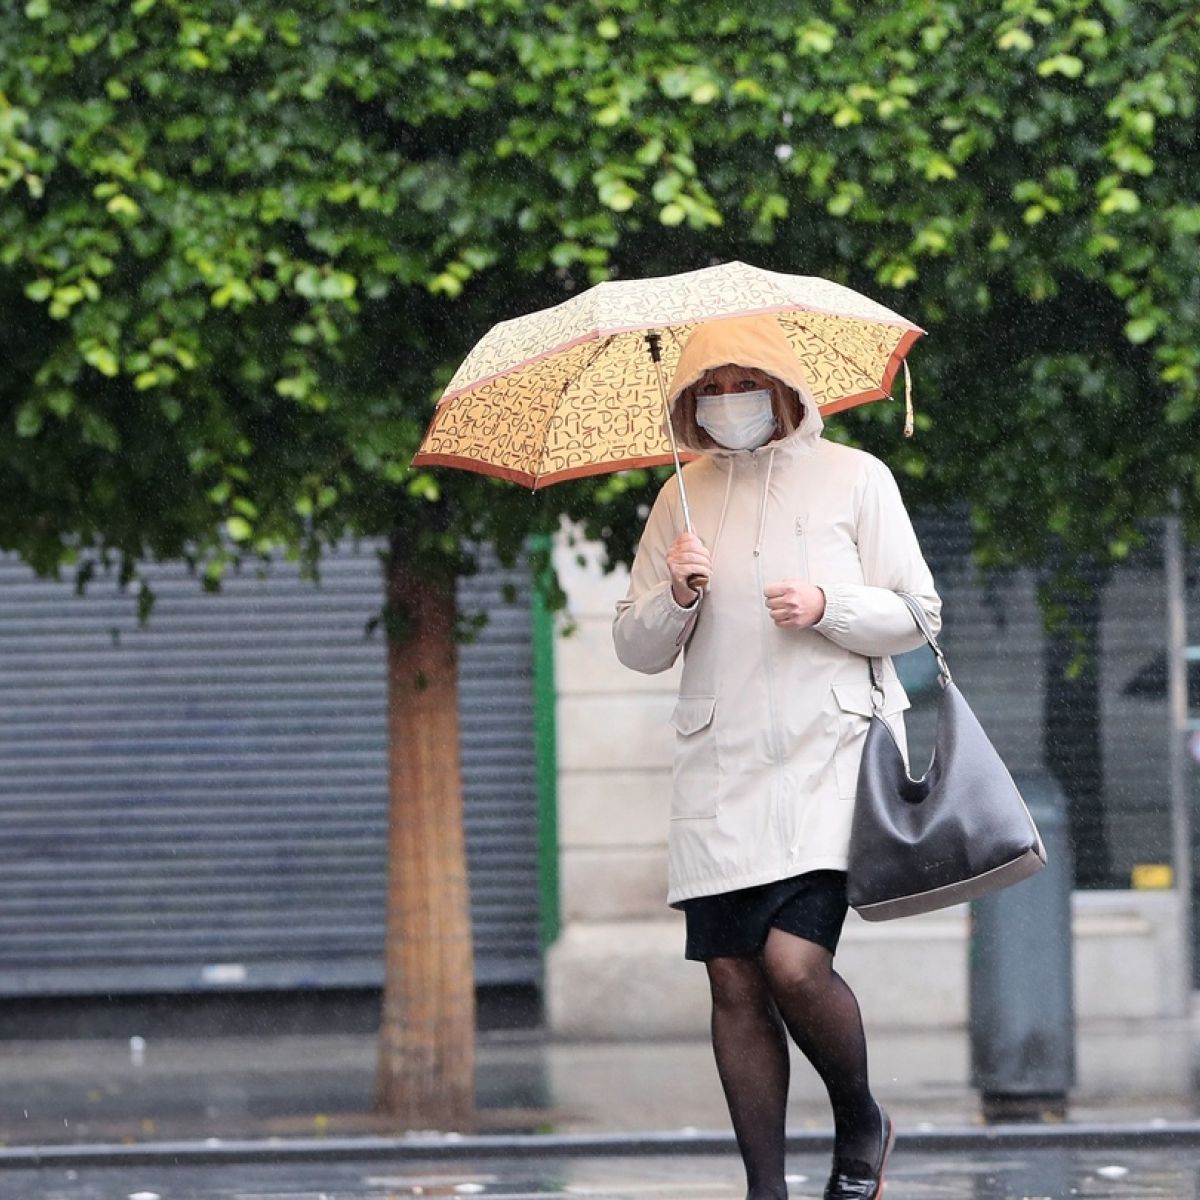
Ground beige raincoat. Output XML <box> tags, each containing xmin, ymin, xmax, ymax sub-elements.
<box><xmin>612</xmin><ymin>315</ymin><xmax>942</xmax><ymax>908</ymax></box>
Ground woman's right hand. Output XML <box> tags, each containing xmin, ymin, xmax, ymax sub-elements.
<box><xmin>666</xmin><ymin>532</ymin><xmax>712</xmax><ymax>605</ymax></box>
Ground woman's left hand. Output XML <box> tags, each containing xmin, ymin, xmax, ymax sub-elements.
<box><xmin>764</xmin><ymin>580</ymin><xmax>826</xmax><ymax>628</ymax></box>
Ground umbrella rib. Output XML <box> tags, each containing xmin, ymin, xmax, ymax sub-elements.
<box><xmin>556</xmin><ymin>333</ymin><xmax>618</xmax><ymax>400</ymax></box>
<box><xmin>529</xmin><ymin>333</ymin><xmax>620</xmax><ymax>485</ymax></box>
<box><xmin>775</xmin><ymin>313</ymin><xmax>890</xmax><ymax>394</ymax></box>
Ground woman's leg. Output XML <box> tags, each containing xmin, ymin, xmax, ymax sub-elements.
<box><xmin>705</xmin><ymin>954</ymin><xmax>791</xmax><ymax>1200</ymax></box>
<box><xmin>759</xmin><ymin>927</ymin><xmax>882</xmax><ymax>1166</ymax></box>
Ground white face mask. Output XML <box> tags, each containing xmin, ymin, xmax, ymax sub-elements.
<box><xmin>696</xmin><ymin>389</ymin><xmax>777</xmax><ymax>450</ymax></box>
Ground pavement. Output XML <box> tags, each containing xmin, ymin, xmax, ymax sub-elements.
<box><xmin>4</xmin><ymin>1147</ymin><xmax>1200</xmax><ymax>1199</ymax></box>
<box><xmin>0</xmin><ymin>1017</ymin><xmax>1196</xmax><ymax>1198</ymax></box>
<box><xmin>0</xmin><ymin>1013</ymin><xmax>1196</xmax><ymax>1154</ymax></box>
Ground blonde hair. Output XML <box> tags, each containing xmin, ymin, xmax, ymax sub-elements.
<box><xmin>670</xmin><ymin>371</ymin><xmax>809</xmax><ymax>451</ymax></box>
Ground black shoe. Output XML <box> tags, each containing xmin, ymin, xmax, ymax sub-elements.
<box><xmin>822</xmin><ymin>1101</ymin><xmax>895</xmax><ymax>1199</ymax></box>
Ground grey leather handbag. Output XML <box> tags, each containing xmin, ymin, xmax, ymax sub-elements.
<box><xmin>846</xmin><ymin>592</ymin><xmax>1047</xmax><ymax>921</ymax></box>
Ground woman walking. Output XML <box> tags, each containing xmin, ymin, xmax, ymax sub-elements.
<box><xmin>612</xmin><ymin>314</ymin><xmax>942</xmax><ymax>1199</ymax></box>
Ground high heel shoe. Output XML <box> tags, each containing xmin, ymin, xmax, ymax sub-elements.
<box><xmin>822</xmin><ymin>1101</ymin><xmax>895</xmax><ymax>1199</ymax></box>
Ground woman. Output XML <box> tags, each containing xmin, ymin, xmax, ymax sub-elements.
<box><xmin>612</xmin><ymin>314</ymin><xmax>941</xmax><ymax>1200</ymax></box>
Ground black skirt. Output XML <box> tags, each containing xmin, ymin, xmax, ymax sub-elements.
<box><xmin>681</xmin><ymin>869</ymin><xmax>849</xmax><ymax>962</ymax></box>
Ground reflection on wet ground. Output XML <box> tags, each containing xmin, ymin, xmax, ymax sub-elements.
<box><xmin>2</xmin><ymin>1025</ymin><xmax>1197</xmax><ymax>1145</ymax></box>
<box><xmin>3</xmin><ymin>1149</ymin><xmax>1200</xmax><ymax>1199</ymax></box>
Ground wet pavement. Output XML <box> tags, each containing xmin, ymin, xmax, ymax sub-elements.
<box><xmin>2</xmin><ymin>1148</ymin><xmax>1200</xmax><ymax>1199</ymax></box>
<box><xmin>0</xmin><ymin>1018</ymin><xmax>1196</xmax><ymax>1147</ymax></box>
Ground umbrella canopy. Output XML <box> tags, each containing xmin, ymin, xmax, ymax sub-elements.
<box><xmin>412</xmin><ymin>260</ymin><xmax>925</xmax><ymax>489</ymax></box>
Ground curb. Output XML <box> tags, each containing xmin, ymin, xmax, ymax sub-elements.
<box><xmin>2</xmin><ymin>1122</ymin><xmax>1200</xmax><ymax>1168</ymax></box>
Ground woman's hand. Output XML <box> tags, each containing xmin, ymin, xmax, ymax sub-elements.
<box><xmin>666</xmin><ymin>532</ymin><xmax>712</xmax><ymax>606</ymax></box>
<box><xmin>764</xmin><ymin>580</ymin><xmax>826</xmax><ymax>628</ymax></box>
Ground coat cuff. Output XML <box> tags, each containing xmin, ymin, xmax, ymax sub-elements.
<box><xmin>665</xmin><ymin>586</ymin><xmax>700</xmax><ymax>615</ymax></box>
<box><xmin>661</xmin><ymin>582</ymin><xmax>702</xmax><ymax>648</ymax></box>
<box><xmin>812</xmin><ymin>583</ymin><xmax>848</xmax><ymax>637</ymax></box>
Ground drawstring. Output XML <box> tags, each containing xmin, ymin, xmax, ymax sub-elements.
<box><xmin>711</xmin><ymin>460</ymin><xmax>735</xmax><ymax>560</ymax></box>
<box><xmin>753</xmin><ymin>446</ymin><xmax>777</xmax><ymax>558</ymax></box>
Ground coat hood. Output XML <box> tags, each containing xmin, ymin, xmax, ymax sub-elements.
<box><xmin>666</xmin><ymin>314</ymin><xmax>824</xmax><ymax>454</ymax></box>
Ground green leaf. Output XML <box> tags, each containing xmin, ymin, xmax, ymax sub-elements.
<box><xmin>599</xmin><ymin>182</ymin><xmax>637</xmax><ymax>212</ymax></box>
<box><xmin>15</xmin><ymin>403</ymin><xmax>42</xmax><ymax>437</ymax></box>
<box><xmin>407</xmin><ymin>473</ymin><xmax>440</xmax><ymax>502</ymax></box>
<box><xmin>795</xmin><ymin>21</ymin><xmax>835</xmax><ymax>54</ymax></box>
<box><xmin>1099</xmin><ymin>187</ymin><xmax>1140</xmax><ymax>215</ymax></box>
<box><xmin>634</xmin><ymin>138</ymin><xmax>664</xmax><ymax>166</ymax></box>
<box><xmin>82</xmin><ymin>344</ymin><xmax>120</xmax><ymax>377</ymax></box>
<box><xmin>997</xmin><ymin>27</ymin><xmax>1034</xmax><ymax>52</ymax></box>
<box><xmin>105</xmin><ymin>193</ymin><xmax>140</xmax><ymax>218</ymax></box>
<box><xmin>224</xmin><ymin>516</ymin><xmax>253</xmax><ymax>542</ymax></box>
<box><xmin>1037</xmin><ymin>54</ymin><xmax>1084</xmax><ymax>79</ymax></box>
<box><xmin>1124</xmin><ymin>316</ymin><xmax>1158</xmax><ymax>344</ymax></box>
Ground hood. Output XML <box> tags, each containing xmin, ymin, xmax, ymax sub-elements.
<box><xmin>665</xmin><ymin>313</ymin><xmax>824</xmax><ymax>454</ymax></box>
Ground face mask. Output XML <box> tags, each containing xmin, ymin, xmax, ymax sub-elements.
<box><xmin>696</xmin><ymin>389</ymin><xmax>777</xmax><ymax>450</ymax></box>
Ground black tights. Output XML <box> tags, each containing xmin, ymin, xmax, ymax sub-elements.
<box><xmin>705</xmin><ymin>927</ymin><xmax>881</xmax><ymax>1200</ymax></box>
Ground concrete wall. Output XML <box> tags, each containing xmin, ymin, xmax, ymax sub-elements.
<box><xmin>544</xmin><ymin>528</ymin><xmax>1188</xmax><ymax>1039</ymax></box>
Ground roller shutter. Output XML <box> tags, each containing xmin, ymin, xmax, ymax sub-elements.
<box><xmin>0</xmin><ymin>542</ymin><xmax>540</xmax><ymax>996</ymax></box>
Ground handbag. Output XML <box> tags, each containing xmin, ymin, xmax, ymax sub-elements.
<box><xmin>846</xmin><ymin>592</ymin><xmax>1047</xmax><ymax>921</ymax></box>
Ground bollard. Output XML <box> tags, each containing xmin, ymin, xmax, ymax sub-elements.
<box><xmin>968</xmin><ymin>768</ymin><xmax>1076</xmax><ymax>1122</ymax></box>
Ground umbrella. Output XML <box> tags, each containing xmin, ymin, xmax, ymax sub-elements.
<box><xmin>412</xmin><ymin>259</ymin><xmax>925</xmax><ymax>530</ymax></box>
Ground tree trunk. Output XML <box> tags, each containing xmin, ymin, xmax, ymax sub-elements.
<box><xmin>1042</xmin><ymin>559</ymin><xmax>1112</xmax><ymax>889</ymax></box>
<box><xmin>374</xmin><ymin>543</ymin><xmax>476</xmax><ymax>1128</ymax></box>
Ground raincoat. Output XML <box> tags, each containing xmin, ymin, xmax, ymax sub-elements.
<box><xmin>612</xmin><ymin>315</ymin><xmax>942</xmax><ymax>908</ymax></box>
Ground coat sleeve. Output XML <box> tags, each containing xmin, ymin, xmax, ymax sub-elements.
<box><xmin>811</xmin><ymin>455</ymin><xmax>941</xmax><ymax>658</ymax></box>
<box><xmin>612</xmin><ymin>477</ymin><xmax>700</xmax><ymax>674</ymax></box>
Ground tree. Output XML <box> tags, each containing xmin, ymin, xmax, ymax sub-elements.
<box><xmin>2</xmin><ymin>0</ymin><xmax>1197</xmax><ymax>1122</ymax></box>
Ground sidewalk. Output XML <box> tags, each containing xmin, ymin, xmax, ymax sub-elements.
<box><xmin>0</xmin><ymin>1014</ymin><xmax>1196</xmax><ymax>1150</ymax></box>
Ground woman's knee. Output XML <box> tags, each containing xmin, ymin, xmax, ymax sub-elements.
<box><xmin>760</xmin><ymin>927</ymin><xmax>834</xmax><ymax>1000</ymax></box>
<box><xmin>705</xmin><ymin>953</ymin><xmax>772</xmax><ymax>1012</ymax></box>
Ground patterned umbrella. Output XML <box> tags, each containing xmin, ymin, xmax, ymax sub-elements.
<box><xmin>412</xmin><ymin>259</ymin><xmax>925</xmax><ymax>494</ymax></box>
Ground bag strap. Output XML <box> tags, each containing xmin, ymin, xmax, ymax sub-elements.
<box><xmin>868</xmin><ymin>592</ymin><xmax>952</xmax><ymax>708</ymax></box>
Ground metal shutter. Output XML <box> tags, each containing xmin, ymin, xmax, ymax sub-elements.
<box><xmin>904</xmin><ymin>508</ymin><xmax>1050</xmax><ymax>780</ymax></box>
<box><xmin>0</xmin><ymin>542</ymin><xmax>540</xmax><ymax>996</ymax></box>
<box><xmin>457</xmin><ymin>554</ymin><xmax>542</xmax><ymax>984</ymax></box>
<box><xmin>906</xmin><ymin>508</ymin><xmax>1177</xmax><ymax>886</ymax></box>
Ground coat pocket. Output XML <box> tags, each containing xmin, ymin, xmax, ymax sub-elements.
<box><xmin>669</xmin><ymin>694</ymin><xmax>720</xmax><ymax>819</ymax></box>
<box><xmin>831</xmin><ymin>679</ymin><xmax>911</xmax><ymax>798</ymax></box>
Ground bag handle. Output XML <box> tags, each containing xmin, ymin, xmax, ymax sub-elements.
<box><xmin>868</xmin><ymin>592</ymin><xmax>952</xmax><ymax>710</ymax></box>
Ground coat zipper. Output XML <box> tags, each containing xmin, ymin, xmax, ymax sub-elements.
<box><xmin>796</xmin><ymin>516</ymin><xmax>810</xmax><ymax>581</ymax></box>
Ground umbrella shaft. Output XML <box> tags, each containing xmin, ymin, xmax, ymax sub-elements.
<box><xmin>651</xmin><ymin>345</ymin><xmax>694</xmax><ymax>534</ymax></box>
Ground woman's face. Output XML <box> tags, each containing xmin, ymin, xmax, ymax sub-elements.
<box><xmin>689</xmin><ymin>364</ymin><xmax>802</xmax><ymax>446</ymax></box>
